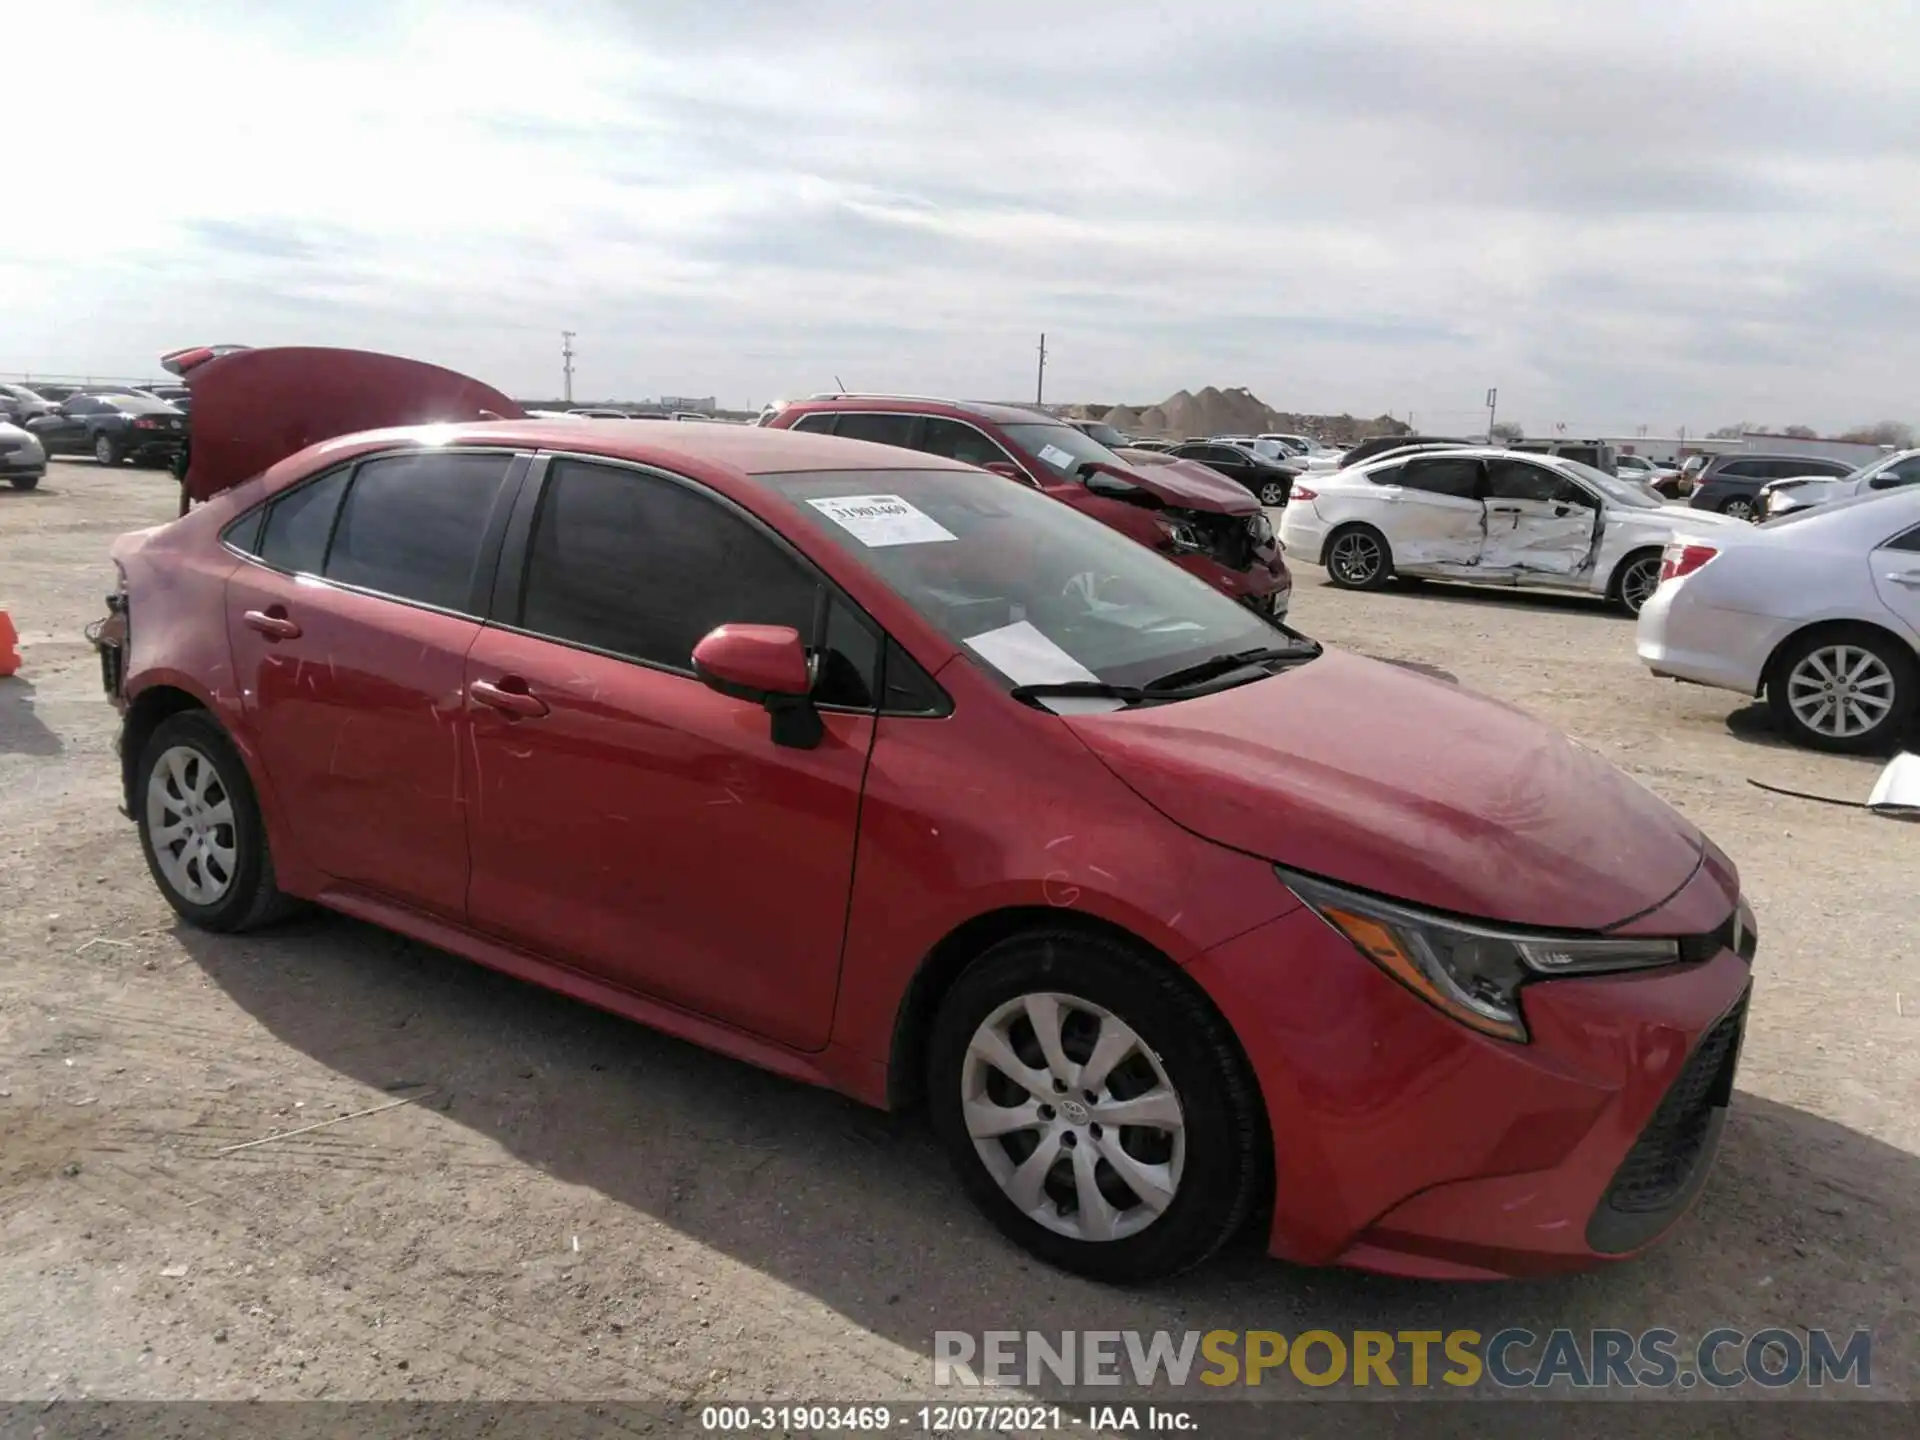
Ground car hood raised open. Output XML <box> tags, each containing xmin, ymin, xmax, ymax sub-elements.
<box><xmin>1108</xmin><ymin>452</ymin><xmax>1260</xmax><ymax>515</ymax></box>
<box><xmin>1064</xmin><ymin>649</ymin><xmax>1703</xmax><ymax>931</ymax></box>
<box><xmin>172</xmin><ymin>346</ymin><xmax>524</xmax><ymax>501</ymax></box>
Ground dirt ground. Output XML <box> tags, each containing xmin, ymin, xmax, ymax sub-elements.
<box><xmin>1</xmin><ymin>460</ymin><xmax>1915</xmax><ymax>1415</ymax></box>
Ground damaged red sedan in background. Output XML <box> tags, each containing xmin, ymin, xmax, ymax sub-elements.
<box><xmin>92</xmin><ymin>346</ymin><xmax>1757</xmax><ymax>1284</ymax></box>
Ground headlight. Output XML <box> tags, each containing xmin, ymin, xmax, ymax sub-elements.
<box><xmin>1279</xmin><ymin>869</ymin><xmax>1680</xmax><ymax>1043</ymax></box>
<box><xmin>1247</xmin><ymin>512</ymin><xmax>1274</xmax><ymax>546</ymax></box>
<box><xmin>1156</xmin><ymin>517</ymin><xmax>1206</xmax><ymax>552</ymax></box>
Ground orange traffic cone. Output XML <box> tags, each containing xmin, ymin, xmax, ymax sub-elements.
<box><xmin>0</xmin><ymin>610</ymin><xmax>19</xmax><ymax>677</ymax></box>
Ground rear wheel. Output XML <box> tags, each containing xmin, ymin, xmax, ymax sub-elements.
<box><xmin>927</xmin><ymin>931</ymin><xmax>1264</xmax><ymax>1283</ymax></box>
<box><xmin>1257</xmin><ymin>479</ymin><xmax>1290</xmax><ymax>506</ymax></box>
<box><xmin>1612</xmin><ymin>549</ymin><xmax>1664</xmax><ymax>617</ymax></box>
<box><xmin>93</xmin><ymin>433</ymin><xmax>121</xmax><ymax>466</ymax></box>
<box><xmin>135</xmin><ymin>711</ymin><xmax>300</xmax><ymax>931</ymax></box>
<box><xmin>8</xmin><ymin>475</ymin><xmax>38</xmax><ymax>491</ymax></box>
<box><xmin>1324</xmin><ymin>524</ymin><xmax>1393</xmax><ymax>590</ymax></box>
<box><xmin>1718</xmin><ymin>495</ymin><xmax>1756</xmax><ymax>521</ymax></box>
<box><xmin>1767</xmin><ymin>628</ymin><xmax>1916</xmax><ymax>754</ymax></box>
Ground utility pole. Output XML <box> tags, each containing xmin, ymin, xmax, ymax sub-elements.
<box><xmin>1485</xmin><ymin>387</ymin><xmax>1499</xmax><ymax>442</ymax></box>
<box><xmin>561</xmin><ymin>330</ymin><xmax>576</xmax><ymax>405</ymax></box>
<box><xmin>1035</xmin><ymin>333</ymin><xmax>1047</xmax><ymax>407</ymax></box>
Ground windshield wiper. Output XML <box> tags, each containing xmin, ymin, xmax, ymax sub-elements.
<box><xmin>1141</xmin><ymin>641</ymin><xmax>1323</xmax><ymax>694</ymax></box>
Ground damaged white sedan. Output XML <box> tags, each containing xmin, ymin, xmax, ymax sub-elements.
<box><xmin>1279</xmin><ymin>447</ymin><xmax>1740</xmax><ymax>616</ymax></box>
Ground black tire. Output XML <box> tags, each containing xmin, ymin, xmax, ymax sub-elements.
<box><xmin>1256</xmin><ymin>479</ymin><xmax>1290</xmax><ymax>507</ymax></box>
<box><xmin>1323</xmin><ymin>523</ymin><xmax>1393</xmax><ymax>590</ymax></box>
<box><xmin>1766</xmin><ymin>627</ymin><xmax>1916</xmax><ymax>755</ymax></box>
<box><xmin>8</xmin><ymin>475</ymin><xmax>39</xmax><ymax>491</ymax></box>
<box><xmin>93</xmin><ymin>433</ymin><xmax>122</xmax><ymax>467</ymax></box>
<box><xmin>1610</xmin><ymin>548</ymin><xmax>1664</xmax><ymax>617</ymax></box>
<box><xmin>926</xmin><ymin>929</ymin><xmax>1265</xmax><ymax>1284</ymax></box>
<box><xmin>134</xmin><ymin>710</ymin><xmax>300</xmax><ymax>931</ymax></box>
<box><xmin>1718</xmin><ymin>495</ymin><xmax>1756</xmax><ymax>521</ymax></box>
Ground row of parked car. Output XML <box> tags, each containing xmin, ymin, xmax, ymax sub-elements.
<box><xmin>0</xmin><ymin>379</ymin><xmax>193</xmax><ymax>489</ymax></box>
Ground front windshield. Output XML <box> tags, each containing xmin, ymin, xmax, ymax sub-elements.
<box><xmin>766</xmin><ymin>468</ymin><xmax>1290</xmax><ymax>698</ymax></box>
<box><xmin>1562</xmin><ymin>459</ymin><xmax>1663</xmax><ymax>509</ymax></box>
<box><xmin>999</xmin><ymin>422</ymin><xmax>1125</xmax><ymax>478</ymax></box>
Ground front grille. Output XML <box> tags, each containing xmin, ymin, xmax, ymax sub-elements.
<box><xmin>1602</xmin><ymin>991</ymin><xmax>1747</xmax><ymax>1215</ymax></box>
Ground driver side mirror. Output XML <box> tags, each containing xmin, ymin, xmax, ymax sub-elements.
<box><xmin>691</xmin><ymin>624</ymin><xmax>823</xmax><ymax>749</ymax></box>
<box><xmin>984</xmin><ymin>461</ymin><xmax>1031</xmax><ymax>485</ymax></box>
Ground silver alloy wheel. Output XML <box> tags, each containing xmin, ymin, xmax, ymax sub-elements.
<box><xmin>961</xmin><ymin>992</ymin><xmax>1185</xmax><ymax>1243</ymax></box>
<box><xmin>1259</xmin><ymin>480</ymin><xmax>1289</xmax><ymax>506</ymax></box>
<box><xmin>94</xmin><ymin>434</ymin><xmax>116</xmax><ymax>465</ymax></box>
<box><xmin>1785</xmin><ymin>645</ymin><xmax>1897</xmax><ymax>740</ymax></box>
<box><xmin>146</xmin><ymin>744</ymin><xmax>239</xmax><ymax>905</ymax></box>
<box><xmin>1722</xmin><ymin>496</ymin><xmax>1755</xmax><ymax>521</ymax></box>
<box><xmin>1619</xmin><ymin>556</ymin><xmax>1662</xmax><ymax>614</ymax></box>
<box><xmin>1328</xmin><ymin>530</ymin><xmax>1384</xmax><ymax>586</ymax></box>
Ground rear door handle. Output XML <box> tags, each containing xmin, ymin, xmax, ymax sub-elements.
<box><xmin>1487</xmin><ymin>505</ymin><xmax>1520</xmax><ymax>513</ymax></box>
<box><xmin>242</xmin><ymin>609</ymin><xmax>301</xmax><ymax>640</ymax></box>
<box><xmin>469</xmin><ymin>677</ymin><xmax>550</xmax><ymax>718</ymax></box>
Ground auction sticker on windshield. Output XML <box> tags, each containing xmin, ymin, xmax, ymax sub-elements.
<box><xmin>1038</xmin><ymin>444</ymin><xmax>1078</xmax><ymax>472</ymax></box>
<box><xmin>807</xmin><ymin>494</ymin><xmax>956</xmax><ymax>547</ymax></box>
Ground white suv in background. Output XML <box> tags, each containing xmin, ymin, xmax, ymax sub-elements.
<box><xmin>1279</xmin><ymin>447</ymin><xmax>1739</xmax><ymax>615</ymax></box>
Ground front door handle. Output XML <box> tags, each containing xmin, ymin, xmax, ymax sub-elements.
<box><xmin>469</xmin><ymin>677</ymin><xmax>550</xmax><ymax>718</ymax></box>
<box><xmin>1487</xmin><ymin>505</ymin><xmax>1520</xmax><ymax>513</ymax></box>
<box><xmin>1886</xmin><ymin>571</ymin><xmax>1920</xmax><ymax>587</ymax></box>
<box><xmin>242</xmin><ymin>608</ymin><xmax>301</xmax><ymax>640</ymax></box>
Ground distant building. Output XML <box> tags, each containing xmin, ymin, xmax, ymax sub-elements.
<box><xmin>1596</xmin><ymin>436</ymin><xmax>1741</xmax><ymax>467</ymax></box>
<box><xmin>658</xmin><ymin>395</ymin><xmax>716</xmax><ymax>412</ymax></box>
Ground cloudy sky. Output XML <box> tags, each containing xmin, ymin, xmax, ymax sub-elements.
<box><xmin>4</xmin><ymin>0</ymin><xmax>1917</xmax><ymax>434</ymax></box>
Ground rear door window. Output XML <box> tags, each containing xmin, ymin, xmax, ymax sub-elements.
<box><xmin>789</xmin><ymin>412</ymin><xmax>838</xmax><ymax>435</ymax></box>
<box><xmin>832</xmin><ymin>413</ymin><xmax>919</xmax><ymax>449</ymax></box>
<box><xmin>1399</xmin><ymin>457</ymin><xmax>1483</xmax><ymax>498</ymax></box>
<box><xmin>257</xmin><ymin>468</ymin><xmax>352</xmax><ymax>575</ymax></box>
<box><xmin>324</xmin><ymin>451</ymin><xmax>516</xmax><ymax>612</ymax></box>
<box><xmin>1717</xmin><ymin>460</ymin><xmax>1762</xmax><ymax>479</ymax></box>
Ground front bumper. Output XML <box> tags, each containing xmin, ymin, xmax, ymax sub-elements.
<box><xmin>1188</xmin><ymin>861</ymin><xmax>1753</xmax><ymax>1278</ymax></box>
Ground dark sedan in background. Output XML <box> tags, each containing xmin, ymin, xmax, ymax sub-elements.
<box><xmin>27</xmin><ymin>392</ymin><xmax>189</xmax><ymax>467</ymax></box>
<box><xmin>1163</xmin><ymin>440</ymin><xmax>1302</xmax><ymax>506</ymax></box>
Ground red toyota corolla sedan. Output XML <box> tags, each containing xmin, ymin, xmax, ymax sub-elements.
<box><xmin>93</xmin><ymin>347</ymin><xmax>1757</xmax><ymax>1284</ymax></box>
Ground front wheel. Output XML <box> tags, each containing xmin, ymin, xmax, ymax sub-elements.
<box><xmin>8</xmin><ymin>475</ymin><xmax>39</xmax><ymax>491</ymax></box>
<box><xmin>1324</xmin><ymin>525</ymin><xmax>1393</xmax><ymax>590</ymax></box>
<box><xmin>927</xmin><ymin>931</ymin><xmax>1265</xmax><ymax>1283</ymax></box>
<box><xmin>1767</xmin><ymin>629</ymin><xmax>1915</xmax><ymax>754</ymax></box>
<box><xmin>135</xmin><ymin>710</ymin><xmax>300</xmax><ymax>931</ymax></box>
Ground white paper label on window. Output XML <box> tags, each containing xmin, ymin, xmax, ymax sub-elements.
<box><xmin>1039</xmin><ymin>444</ymin><xmax>1078</xmax><ymax>472</ymax></box>
<box><xmin>807</xmin><ymin>494</ymin><xmax>956</xmax><ymax>547</ymax></box>
<box><xmin>963</xmin><ymin>621</ymin><xmax>1124</xmax><ymax>713</ymax></box>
